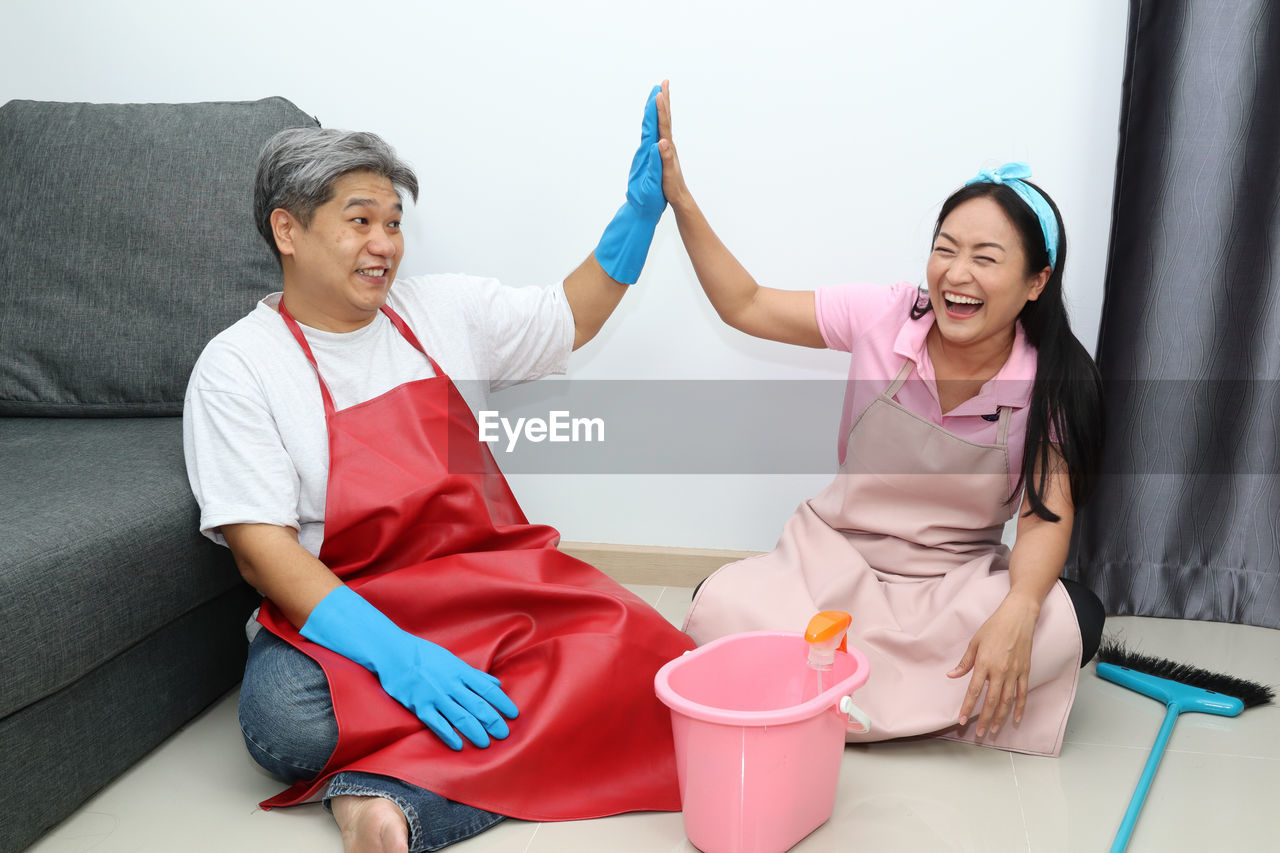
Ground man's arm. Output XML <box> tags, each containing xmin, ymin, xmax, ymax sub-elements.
<box><xmin>223</xmin><ymin>522</ymin><xmax>517</xmax><ymax>749</ymax></box>
<box><xmin>221</xmin><ymin>523</ymin><xmax>340</xmax><ymax>628</ymax></box>
<box><xmin>563</xmin><ymin>254</ymin><xmax>629</xmax><ymax>350</ymax></box>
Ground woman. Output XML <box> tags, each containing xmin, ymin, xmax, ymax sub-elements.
<box><xmin>657</xmin><ymin>82</ymin><xmax>1105</xmax><ymax>756</ymax></box>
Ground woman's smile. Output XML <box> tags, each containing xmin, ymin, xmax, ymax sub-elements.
<box><xmin>942</xmin><ymin>290</ymin><xmax>985</xmax><ymax>318</ymax></box>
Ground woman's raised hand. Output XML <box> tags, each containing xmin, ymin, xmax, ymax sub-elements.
<box><xmin>656</xmin><ymin>79</ymin><xmax>691</xmax><ymax>209</ymax></box>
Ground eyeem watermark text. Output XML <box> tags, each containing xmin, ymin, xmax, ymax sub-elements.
<box><xmin>478</xmin><ymin>410</ymin><xmax>605</xmax><ymax>452</ymax></box>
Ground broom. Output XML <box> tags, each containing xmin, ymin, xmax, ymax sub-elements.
<box><xmin>1095</xmin><ymin>639</ymin><xmax>1274</xmax><ymax>852</ymax></box>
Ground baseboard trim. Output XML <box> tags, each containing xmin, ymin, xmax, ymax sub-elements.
<box><xmin>559</xmin><ymin>541</ymin><xmax>762</xmax><ymax>587</ymax></box>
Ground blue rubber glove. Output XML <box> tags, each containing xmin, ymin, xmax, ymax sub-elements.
<box><xmin>593</xmin><ymin>84</ymin><xmax>667</xmax><ymax>284</ymax></box>
<box><xmin>300</xmin><ymin>585</ymin><xmax>518</xmax><ymax>750</ymax></box>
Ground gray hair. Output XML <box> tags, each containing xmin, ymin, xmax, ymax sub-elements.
<box><xmin>253</xmin><ymin>127</ymin><xmax>420</xmax><ymax>262</ymax></box>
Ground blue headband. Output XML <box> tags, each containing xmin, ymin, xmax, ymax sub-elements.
<box><xmin>965</xmin><ymin>162</ymin><xmax>1059</xmax><ymax>270</ymax></box>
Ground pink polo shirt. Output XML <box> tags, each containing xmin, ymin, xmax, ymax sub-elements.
<box><xmin>814</xmin><ymin>281</ymin><xmax>1038</xmax><ymax>492</ymax></box>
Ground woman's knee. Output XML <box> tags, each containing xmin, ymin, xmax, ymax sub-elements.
<box><xmin>1060</xmin><ymin>577</ymin><xmax>1105</xmax><ymax>666</ymax></box>
<box><xmin>238</xmin><ymin>630</ymin><xmax>338</xmax><ymax>782</ymax></box>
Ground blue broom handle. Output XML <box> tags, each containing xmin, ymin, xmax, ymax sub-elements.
<box><xmin>1110</xmin><ymin>703</ymin><xmax>1180</xmax><ymax>853</ymax></box>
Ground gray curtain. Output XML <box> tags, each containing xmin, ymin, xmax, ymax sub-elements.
<box><xmin>1065</xmin><ymin>0</ymin><xmax>1280</xmax><ymax>628</ymax></box>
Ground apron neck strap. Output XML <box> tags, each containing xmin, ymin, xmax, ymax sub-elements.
<box><xmin>278</xmin><ymin>300</ymin><xmax>337</xmax><ymax>416</ymax></box>
<box><xmin>276</xmin><ymin>301</ymin><xmax>446</xmax><ymax>417</ymax></box>
<box><xmin>379</xmin><ymin>304</ymin><xmax>447</xmax><ymax>376</ymax></box>
<box><xmin>884</xmin><ymin>361</ymin><xmax>915</xmax><ymax>399</ymax></box>
<box><xmin>884</xmin><ymin>358</ymin><xmax>1014</xmax><ymax>448</ymax></box>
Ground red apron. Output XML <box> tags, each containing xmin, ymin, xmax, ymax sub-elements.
<box><xmin>255</xmin><ymin>302</ymin><xmax>694</xmax><ymax>819</ymax></box>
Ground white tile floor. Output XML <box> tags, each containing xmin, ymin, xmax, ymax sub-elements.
<box><xmin>28</xmin><ymin>585</ymin><xmax>1280</xmax><ymax>853</ymax></box>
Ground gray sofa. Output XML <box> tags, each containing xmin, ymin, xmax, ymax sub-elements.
<box><xmin>0</xmin><ymin>96</ymin><xmax>317</xmax><ymax>850</ymax></box>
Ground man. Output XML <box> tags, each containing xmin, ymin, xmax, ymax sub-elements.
<box><xmin>183</xmin><ymin>85</ymin><xmax>693</xmax><ymax>853</ymax></box>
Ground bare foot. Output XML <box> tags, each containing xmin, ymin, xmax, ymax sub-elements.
<box><xmin>330</xmin><ymin>795</ymin><xmax>410</xmax><ymax>853</ymax></box>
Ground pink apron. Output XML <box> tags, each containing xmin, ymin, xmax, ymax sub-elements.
<box><xmin>684</xmin><ymin>361</ymin><xmax>1081</xmax><ymax>756</ymax></box>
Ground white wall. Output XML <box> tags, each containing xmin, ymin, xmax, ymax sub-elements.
<box><xmin>1</xmin><ymin>0</ymin><xmax>1129</xmax><ymax>551</ymax></box>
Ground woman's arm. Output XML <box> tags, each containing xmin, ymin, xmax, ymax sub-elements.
<box><xmin>948</xmin><ymin>445</ymin><xmax>1073</xmax><ymax>737</ymax></box>
<box><xmin>656</xmin><ymin>82</ymin><xmax>825</xmax><ymax>348</ymax></box>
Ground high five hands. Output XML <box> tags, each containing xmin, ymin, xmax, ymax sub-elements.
<box><xmin>656</xmin><ymin>79</ymin><xmax>692</xmax><ymax>209</ymax></box>
<box><xmin>593</xmin><ymin>84</ymin><xmax>667</xmax><ymax>285</ymax></box>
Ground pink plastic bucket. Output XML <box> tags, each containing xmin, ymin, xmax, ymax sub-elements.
<box><xmin>655</xmin><ymin>631</ymin><xmax>870</xmax><ymax>853</ymax></box>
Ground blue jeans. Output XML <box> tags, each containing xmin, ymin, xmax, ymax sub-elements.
<box><xmin>238</xmin><ymin>630</ymin><xmax>506</xmax><ymax>852</ymax></box>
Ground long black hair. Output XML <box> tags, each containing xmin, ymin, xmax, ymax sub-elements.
<box><xmin>909</xmin><ymin>181</ymin><xmax>1104</xmax><ymax>522</ymax></box>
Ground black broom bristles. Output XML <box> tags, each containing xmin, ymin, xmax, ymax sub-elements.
<box><xmin>1097</xmin><ymin>639</ymin><xmax>1274</xmax><ymax>709</ymax></box>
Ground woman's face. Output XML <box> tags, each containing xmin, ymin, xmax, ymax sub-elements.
<box><xmin>925</xmin><ymin>196</ymin><xmax>1050</xmax><ymax>351</ymax></box>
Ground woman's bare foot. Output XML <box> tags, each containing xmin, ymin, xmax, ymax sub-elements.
<box><xmin>330</xmin><ymin>795</ymin><xmax>410</xmax><ymax>853</ymax></box>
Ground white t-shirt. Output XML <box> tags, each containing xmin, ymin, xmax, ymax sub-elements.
<box><xmin>183</xmin><ymin>273</ymin><xmax>574</xmax><ymax>557</ymax></box>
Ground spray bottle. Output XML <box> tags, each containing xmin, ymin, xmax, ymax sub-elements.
<box><xmin>803</xmin><ymin>610</ymin><xmax>870</xmax><ymax>733</ymax></box>
<box><xmin>803</xmin><ymin>611</ymin><xmax>851</xmax><ymax>699</ymax></box>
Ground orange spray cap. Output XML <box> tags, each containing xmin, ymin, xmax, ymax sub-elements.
<box><xmin>804</xmin><ymin>610</ymin><xmax>851</xmax><ymax>669</ymax></box>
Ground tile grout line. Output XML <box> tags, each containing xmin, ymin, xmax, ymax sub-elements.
<box><xmin>521</xmin><ymin>821</ymin><xmax>541</xmax><ymax>853</ymax></box>
<box><xmin>1009</xmin><ymin>751</ymin><xmax>1034</xmax><ymax>852</ymax></box>
<box><xmin>1066</xmin><ymin>739</ymin><xmax>1280</xmax><ymax>761</ymax></box>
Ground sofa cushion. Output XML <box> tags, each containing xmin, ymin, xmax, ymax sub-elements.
<box><xmin>0</xmin><ymin>582</ymin><xmax>259</xmax><ymax>852</ymax></box>
<box><xmin>0</xmin><ymin>97</ymin><xmax>317</xmax><ymax>415</ymax></box>
<box><xmin>0</xmin><ymin>417</ymin><xmax>249</xmax><ymax>718</ymax></box>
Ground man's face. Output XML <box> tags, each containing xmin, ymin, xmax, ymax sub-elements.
<box><xmin>278</xmin><ymin>169</ymin><xmax>405</xmax><ymax>332</ymax></box>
